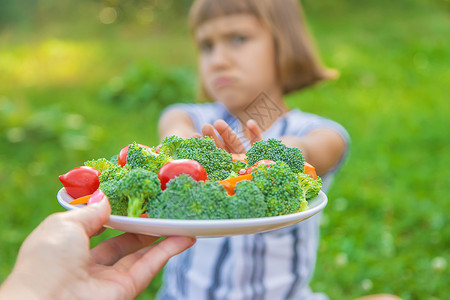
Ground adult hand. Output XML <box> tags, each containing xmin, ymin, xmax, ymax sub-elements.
<box><xmin>0</xmin><ymin>191</ymin><xmax>196</xmax><ymax>300</ymax></box>
<box><xmin>201</xmin><ymin>119</ymin><xmax>263</xmax><ymax>153</ymax></box>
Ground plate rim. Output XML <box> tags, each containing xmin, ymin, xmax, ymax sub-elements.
<box><xmin>56</xmin><ymin>187</ymin><xmax>327</xmax><ymax>236</ymax></box>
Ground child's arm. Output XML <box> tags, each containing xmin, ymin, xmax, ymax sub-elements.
<box><xmin>158</xmin><ymin>108</ymin><xmax>201</xmax><ymax>139</ymax></box>
<box><xmin>280</xmin><ymin>129</ymin><xmax>346</xmax><ymax>177</ymax></box>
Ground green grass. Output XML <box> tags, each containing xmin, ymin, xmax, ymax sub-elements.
<box><xmin>0</xmin><ymin>0</ymin><xmax>448</xmax><ymax>299</ymax></box>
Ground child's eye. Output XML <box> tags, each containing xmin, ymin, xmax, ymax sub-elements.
<box><xmin>231</xmin><ymin>35</ymin><xmax>247</xmax><ymax>45</ymax></box>
<box><xmin>199</xmin><ymin>41</ymin><xmax>213</xmax><ymax>53</ymax></box>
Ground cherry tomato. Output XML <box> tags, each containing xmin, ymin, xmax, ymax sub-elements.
<box><xmin>245</xmin><ymin>160</ymin><xmax>276</xmax><ymax>174</ymax></box>
<box><xmin>59</xmin><ymin>166</ymin><xmax>101</xmax><ymax>199</ymax></box>
<box><xmin>118</xmin><ymin>143</ymin><xmax>151</xmax><ymax>167</ymax></box>
<box><xmin>158</xmin><ymin>159</ymin><xmax>208</xmax><ymax>190</ymax></box>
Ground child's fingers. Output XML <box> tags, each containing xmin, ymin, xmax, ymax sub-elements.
<box><xmin>201</xmin><ymin>124</ymin><xmax>226</xmax><ymax>149</ymax></box>
<box><xmin>91</xmin><ymin>233</ymin><xmax>160</xmax><ymax>266</ymax></box>
<box><xmin>247</xmin><ymin>119</ymin><xmax>263</xmax><ymax>145</ymax></box>
<box><xmin>213</xmin><ymin>120</ymin><xmax>246</xmax><ymax>153</ymax></box>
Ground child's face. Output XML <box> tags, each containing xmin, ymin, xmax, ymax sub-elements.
<box><xmin>195</xmin><ymin>14</ymin><xmax>282</xmax><ymax>114</ymax></box>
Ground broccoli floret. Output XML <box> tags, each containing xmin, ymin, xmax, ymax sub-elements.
<box><xmin>109</xmin><ymin>154</ymin><xmax>119</xmax><ymax>165</ymax></box>
<box><xmin>227</xmin><ymin>180</ymin><xmax>267</xmax><ymax>219</ymax></box>
<box><xmin>251</xmin><ymin>162</ymin><xmax>304</xmax><ymax>216</ymax></box>
<box><xmin>126</xmin><ymin>142</ymin><xmax>172</xmax><ymax>173</ymax></box>
<box><xmin>176</xmin><ymin>137</ymin><xmax>233</xmax><ymax>181</ymax></box>
<box><xmin>98</xmin><ymin>164</ymin><xmax>129</xmax><ymax>183</ymax></box>
<box><xmin>231</xmin><ymin>160</ymin><xmax>246</xmax><ymax>174</ymax></box>
<box><xmin>99</xmin><ymin>180</ymin><xmax>128</xmax><ymax>216</ymax></box>
<box><xmin>84</xmin><ymin>158</ymin><xmax>116</xmax><ymax>173</ymax></box>
<box><xmin>297</xmin><ymin>173</ymin><xmax>322</xmax><ymax>200</ymax></box>
<box><xmin>148</xmin><ymin>174</ymin><xmax>228</xmax><ymax>219</ymax></box>
<box><xmin>246</xmin><ymin>139</ymin><xmax>304</xmax><ymax>174</ymax></box>
<box><xmin>96</xmin><ymin>160</ymin><xmax>130</xmax><ymax>216</ymax></box>
<box><xmin>155</xmin><ymin>136</ymin><xmax>233</xmax><ymax>181</ymax></box>
<box><xmin>209</xmin><ymin>169</ymin><xmax>232</xmax><ymax>181</ymax></box>
<box><xmin>116</xmin><ymin>168</ymin><xmax>161</xmax><ymax>217</ymax></box>
<box><xmin>157</xmin><ymin>135</ymin><xmax>184</xmax><ymax>158</ymax></box>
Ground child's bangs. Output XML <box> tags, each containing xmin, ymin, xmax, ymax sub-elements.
<box><xmin>189</xmin><ymin>0</ymin><xmax>259</xmax><ymax>30</ymax></box>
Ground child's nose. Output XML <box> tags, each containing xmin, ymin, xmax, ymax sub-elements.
<box><xmin>210</xmin><ymin>44</ymin><xmax>231</xmax><ymax>68</ymax></box>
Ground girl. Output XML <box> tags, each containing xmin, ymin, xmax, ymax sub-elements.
<box><xmin>157</xmin><ymin>0</ymin><xmax>349</xmax><ymax>299</ymax></box>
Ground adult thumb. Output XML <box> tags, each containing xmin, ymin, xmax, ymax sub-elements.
<box><xmin>67</xmin><ymin>190</ymin><xmax>111</xmax><ymax>237</ymax></box>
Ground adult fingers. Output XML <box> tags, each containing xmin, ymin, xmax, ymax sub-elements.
<box><xmin>92</xmin><ymin>227</ymin><xmax>106</xmax><ymax>237</ymax></box>
<box><xmin>247</xmin><ymin>119</ymin><xmax>263</xmax><ymax>145</ymax></box>
<box><xmin>213</xmin><ymin>120</ymin><xmax>246</xmax><ymax>153</ymax></box>
<box><xmin>91</xmin><ymin>233</ymin><xmax>160</xmax><ymax>266</ymax></box>
<box><xmin>64</xmin><ymin>190</ymin><xmax>111</xmax><ymax>238</ymax></box>
<box><xmin>125</xmin><ymin>236</ymin><xmax>196</xmax><ymax>295</ymax></box>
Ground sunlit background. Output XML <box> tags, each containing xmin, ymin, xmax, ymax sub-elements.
<box><xmin>1</xmin><ymin>0</ymin><xmax>449</xmax><ymax>299</ymax></box>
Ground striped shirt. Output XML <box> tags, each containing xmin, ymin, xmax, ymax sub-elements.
<box><xmin>157</xmin><ymin>102</ymin><xmax>350</xmax><ymax>300</ymax></box>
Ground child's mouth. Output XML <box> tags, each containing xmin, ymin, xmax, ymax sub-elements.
<box><xmin>214</xmin><ymin>77</ymin><xmax>235</xmax><ymax>88</ymax></box>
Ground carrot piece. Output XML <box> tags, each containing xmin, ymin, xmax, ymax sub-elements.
<box><xmin>232</xmin><ymin>153</ymin><xmax>247</xmax><ymax>163</ymax></box>
<box><xmin>219</xmin><ymin>174</ymin><xmax>253</xmax><ymax>196</ymax></box>
<box><xmin>69</xmin><ymin>194</ymin><xmax>92</xmax><ymax>205</ymax></box>
<box><xmin>304</xmin><ymin>162</ymin><xmax>318</xmax><ymax>180</ymax></box>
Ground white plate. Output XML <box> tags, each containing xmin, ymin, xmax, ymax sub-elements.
<box><xmin>57</xmin><ymin>188</ymin><xmax>327</xmax><ymax>238</ymax></box>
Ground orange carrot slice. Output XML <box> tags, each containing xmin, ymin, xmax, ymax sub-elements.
<box><xmin>69</xmin><ymin>194</ymin><xmax>92</xmax><ymax>205</ymax></box>
<box><xmin>304</xmin><ymin>162</ymin><xmax>318</xmax><ymax>180</ymax></box>
<box><xmin>219</xmin><ymin>174</ymin><xmax>253</xmax><ymax>196</ymax></box>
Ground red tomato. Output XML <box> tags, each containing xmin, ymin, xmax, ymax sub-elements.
<box><xmin>59</xmin><ymin>166</ymin><xmax>101</xmax><ymax>199</ymax></box>
<box><xmin>245</xmin><ymin>160</ymin><xmax>276</xmax><ymax>174</ymax></box>
<box><xmin>118</xmin><ymin>143</ymin><xmax>151</xmax><ymax>167</ymax></box>
<box><xmin>158</xmin><ymin>159</ymin><xmax>208</xmax><ymax>190</ymax></box>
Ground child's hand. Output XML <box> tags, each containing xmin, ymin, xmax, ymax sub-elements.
<box><xmin>0</xmin><ymin>193</ymin><xmax>196</xmax><ymax>299</ymax></box>
<box><xmin>201</xmin><ymin>119</ymin><xmax>263</xmax><ymax>153</ymax></box>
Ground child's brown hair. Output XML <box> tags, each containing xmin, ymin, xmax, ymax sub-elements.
<box><xmin>189</xmin><ymin>0</ymin><xmax>337</xmax><ymax>96</ymax></box>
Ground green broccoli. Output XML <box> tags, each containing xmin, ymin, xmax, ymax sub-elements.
<box><xmin>156</xmin><ymin>136</ymin><xmax>233</xmax><ymax>181</ymax></box>
<box><xmin>297</xmin><ymin>172</ymin><xmax>323</xmax><ymax>200</ymax></box>
<box><xmin>126</xmin><ymin>142</ymin><xmax>172</xmax><ymax>173</ymax></box>
<box><xmin>109</xmin><ymin>154</ymin><xmax>119</xmax><ymax>165</ymax></box>
<box><xmin>82</xmin><ymin>137</ymin><xmax>316</xmax><ymax>219</ymax></box>
<box><xmin>227</xmin><ymin>180</ymin><xmax>267</xmax><ymax>219</ymax></box>
<box><xmin>84</xmin><ymin>158</ymin><xmax>116</xmax><ymax>173</ymax></box>
<box><xmin>84</xmin><ymin>157</ymin><xmax>130</xmax><ymax>216</ymax></box>
<box><xmin>99</xmin><ymin>179</ymin><xmax>128</xmax><ymax>216</ymax></box>
<box><xmin>148</xmin><ymin>174</ymin><xmax>229</xmax><ymax>219</ymax></box>
<box><xmin>157</xmin><ymin>135</ymin><xmax>184</xmax><ymax>159</ymax></box>
<box><xmin>116</xmin><ymin>168</ymin><xmax>161</xmax><ymax>217</ymax></box>
<box><xmin>231</xmin><ymin>159</ymin><xmax>246</xmax><ymax>174</ymax></box>
<box><xmin>251</xmin><ymin>162</ymin><xmax>305</xmax><ymax>216</ymax></box>
<box><xmin>246</xmin><ymin>138</ymin><xmax>304</xmax><ymax>174</ymax></box>
<box><xmin>98</xmin><ymin>164</ymin><xmax>129</xmax><ymax>183</ymax></box>
<box><xmin>176</xmin><ymin>137</ymin><xmax>233</xmax><ymax>181</ymax></box>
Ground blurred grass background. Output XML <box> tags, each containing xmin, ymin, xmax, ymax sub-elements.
<box><xmin>0</xmin><ymin>0</ymin><xmax>448</xmax><ymax>299</ymax></box>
